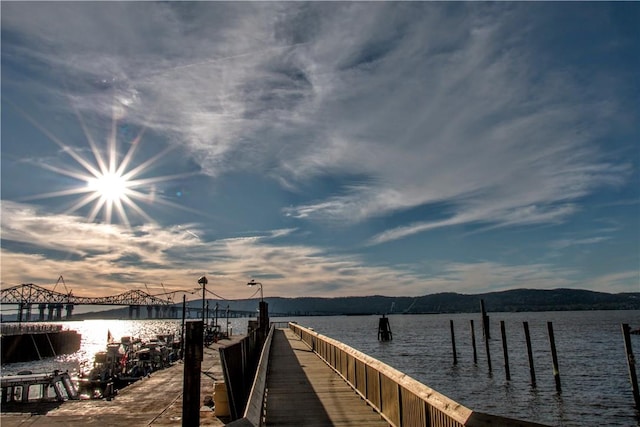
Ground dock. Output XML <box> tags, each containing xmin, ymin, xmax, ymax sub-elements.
<box><xmin>1</xmin><ymin>324</ymin><xmax>549</xmax><ymax>427</ymax></box>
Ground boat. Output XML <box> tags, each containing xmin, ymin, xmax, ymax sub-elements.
<box><xmin>1</xmin><ymin>370</ymin><xmax>78</xmax><ymax>404</ymax></box>
<box><xmin>78</xmin><ymin>333</ymin><xmax>179</xmax><ymax>398</ymax></box>
<box><xmin>78</xmin><ymin>336</ymin><xmax>141</xmax><ymax>398</ymax></box>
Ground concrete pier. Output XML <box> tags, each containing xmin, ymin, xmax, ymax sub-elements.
<box><xmin>0</xmin><ymin>336</ymin><xmax>243</xmax><ymax>426</ymax></box>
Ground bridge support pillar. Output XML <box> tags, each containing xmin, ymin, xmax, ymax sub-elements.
<box><xmin>146</xmin><ymin>305</ymin><xmax>153</xmax><ymax>319</ymax></box>
<box><xmin>39</xmin><ymin>303</ymin><xmax>46</xmax><ymax>321</ymax></box>
<box><xmin>24</xmin><ymin>304</ymin><xmax>32</xmax><ymax>322</ymax></box>
<box><xmin>47</xmin><ymin>304</ymin><xmax>55</xmax><ymax>320</ymax></box>
<box><xmin>65</xmin><ymin>304</ymin><xmax>74</xmax><ymax>319</ymax></box>
<box><xmin>155</xmin><ymin>306</ymin><xmax>161</xmax><ymax>318</ymax></box>
<box><xmin>54</xmin><ymin>304</ymin><xmax>63</xmax><ymax>320</ymax></box>
<box><xmin>17</xmin><ymin>303</ymin><xmax>24</xmax><ymax>323</ymax></box>
<box><xmin>128</xmin><ymin>305</ymin><xmax>140</xmax><ymax>319</ymax></box>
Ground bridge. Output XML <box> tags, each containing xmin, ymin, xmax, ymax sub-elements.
<box><xmin>0</xmin><ymin>283</ymin><xmax>262</xmax><ymax>322</ymax></box>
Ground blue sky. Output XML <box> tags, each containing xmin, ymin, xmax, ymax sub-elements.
<box><xmin>1</xmin><ymin>2</ymin><xmax>638</xmax><ymax>300</ymax></box>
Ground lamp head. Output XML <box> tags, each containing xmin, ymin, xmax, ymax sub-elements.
<box><xmin>198</xmin><ymin>276</ymin><xmax>208</xmax><ymax>285</ymax></box>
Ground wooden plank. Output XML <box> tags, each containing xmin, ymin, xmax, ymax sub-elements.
<box><xmin>265</xmin><ymin>328</ymin><xmax>388</xmax><ymax>426</ymax></box>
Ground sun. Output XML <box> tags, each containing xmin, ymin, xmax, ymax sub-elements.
<box><xmin>88</xmin><ymin>171</ymin><xmax>129</xmax><ymax>203</ymax></box>
<box><xmin>16</xmin><ymin>96</ymin><xmax>199</xmax><ymax>227</ymax></box>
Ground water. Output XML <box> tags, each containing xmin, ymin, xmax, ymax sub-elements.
<box><xmin>276</xmin><ymin>310</ymin><xmax>640</xmax><ymax>427</ymax></box>
<box><xmin>2</xmin><ymin>311</ymin><xmax>639</xmax><ymax>426</ymax></box>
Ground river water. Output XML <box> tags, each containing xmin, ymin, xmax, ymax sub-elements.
<box><xmin>2</xmin><ymin>310</ymin><xmax>639</xmax><ymax>426</ymax></box>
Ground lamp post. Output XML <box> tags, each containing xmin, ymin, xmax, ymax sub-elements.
<box><xmin>198</xmin><ymin>275</ymin><xmax>208</xmax><ymax>326</ymax></box>
<box><xmin>247</xmin><ymin>279</ymin><xmax>267</xmax><ymax>335</ymax></box>
<box><xmin>247</xmin><ymin>279</ymin><xmax>263</xmax><ymax>302</ymax></box>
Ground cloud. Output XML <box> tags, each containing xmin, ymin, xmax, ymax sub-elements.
<box><xmin>2</xmin><ymin>3</ymin><xmax>631</xmax><ymax>245</ymax></box>
<box><xmin>550</xmin><ymin>236</ymin><xmax>612</xmax><ymax>250</ymax></box>
<box><xmin>2</xmin><ymin>3</ymin><xmax>636</xmax><ymax>300</ymax></box>
<box><xmin>6</xmin><ymin>201</ymin><xmax>625</xmax><ymax>298</ymax></box>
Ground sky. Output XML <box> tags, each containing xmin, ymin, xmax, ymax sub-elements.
<box><xmin>1</xmin><ymin>2</ymin><xmax>639</xmax><ymax>302</ymax></box>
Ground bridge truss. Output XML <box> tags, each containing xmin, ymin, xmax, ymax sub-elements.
<box><xmin>0</xmin><ymin>283</ymin><xmax>266</xmax><ymax>322</ymax></box>
<box><xmin>1</xmin><ymin>283</ymin><xmax>171</xmax><ymax>306</ymax></box>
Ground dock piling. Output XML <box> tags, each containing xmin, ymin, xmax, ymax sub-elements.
<box><xmin>450</xmin><ymin>320</ymin><xmax>457</xmax><ymax>365</ymax></box>
<box><xmin>547</xmin><ymin>321</ymin><xmax>561</xmax><ymax>394</ymax></box>
<box><xmin>470</xmin><ymin>319</ymin><xmax>478</xmax><ymax>364</ymax></box>
<box><xmin>621</xmin><ymin>323</ymin><xmax>640</xmax><ymax>409</ymax></box>
<box><xmin>378</xmin><ymin>315</ymin><xmax>392</xmax><ymax>341</ymax></box>
<box><xmin>523</xmin><ymin>321</ymin><xmax>536</xmax><ymax>387</ymax></box>
<box><xmin>182</xmin><ymin>320</ymin><xmax>203</xmax><ymax>427</ymax></box>
<box><xmin>500</xmin><ymin>320</ymin><xmax>510</xmax><ymax>381</ymax></box>
<box><xmin>480</xmin><ymin>299</ymin><xmax>490</xmax><ymax>339</ymax></box>
<box><xmin>484</xmin><ymin>317</ymin><xmax>492</xmax><ymax>373</ymax></box>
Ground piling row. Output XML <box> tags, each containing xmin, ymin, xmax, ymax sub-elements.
<box><xmin>448</xmin><ymin>315</ymin><xmax>639</xmax><ymax>410</ymax></box>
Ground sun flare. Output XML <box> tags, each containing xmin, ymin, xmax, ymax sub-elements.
<box><xmin>17</xmin><ymin>96</ymin><xmax>200</xmax><ymax>227</ymax></box>
<box><xmin>88</xmin><ymin>172</ymin><xmax>129</xmax><ymax>202</ymax></box>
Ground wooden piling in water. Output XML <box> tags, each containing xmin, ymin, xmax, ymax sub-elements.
<box><xmin>621</xmin><ymin>323</ymin><xmax>640</xmax><ymax>409</ymax></box>
<box><xmin>484</xmin><ymin>319</ymin><xmax>492</xmax><ymax>373</ymax></box>
<box><xmin>470</xmin><ymin>319</ymin><xmax>478</xmax><ymax>364</ymax></box>
<box><xmin>450</xmin><ymin>320</ymin><xmax>457</xmax><ymax>365</ymax></box>
<box><xmin>523</xmin><ymin>321</ymin><xmax>536</xmax><ymax>387</ymax></box>
<box><xmin>377</xmin><ymin>315</ymin><xmax>392</xmax><ymax>341</ymax></box>
<box><xmin>547</xmin><ymin>321</ymin><xmax>561</xmax><ymax>394</ymax></box>
<box><xmin>480</xmin><ymin>299</ymin><xmax>490</xmax><ymax>339</ymax></box>
<box><xmin>500</xmin><ymin>320</ymin><xmax>510</xmax><ymax>381</ymax></box>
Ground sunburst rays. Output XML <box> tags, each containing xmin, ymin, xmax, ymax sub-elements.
<box><xmin>12</xmin><ymin>95</ymin><xmax>200</xmax><ymax>227</ymax></box>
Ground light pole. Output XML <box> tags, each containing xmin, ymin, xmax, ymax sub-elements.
<box><xmin>198</xmin><ymin>275</ymin><xmax>208</xmax><ymax>326</ymax></box>
<box><xmin>247</xmin><ymin>279</ymin><xmax>263</xmax><ymax>302</ymax></box>
<box><xmin>247</xmin><ymin>279</ymin><xmax>267</xmax><ymax>335</ymax></box>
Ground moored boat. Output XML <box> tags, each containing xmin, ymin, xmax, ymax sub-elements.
<box><xmin>1</xmin><ymin>370</ymin><xmax>78</xmax><ymax>404</ymax></box>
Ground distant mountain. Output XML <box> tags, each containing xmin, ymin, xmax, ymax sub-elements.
<box><xmin>54</xmin><ymin>288</ymin><xmax>640</xmax><ymax>321</ymax></box>
<box><xmin>264</xmin><ymin>288</ymin><xmax>640</xmax><ymax>315</ymax></box>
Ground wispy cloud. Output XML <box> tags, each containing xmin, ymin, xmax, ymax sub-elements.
<box><xmin>3</xmin><ymin>3</ymin><xmax>631</xmax><ymax>245</ymax></box>
<box><xmin>550</xmin><ymin>236</ymin><xmax>612</xmax><ymax>250</ymax></box>
<box><xmin>7</xmin><ymin>201</ymin><xmax>631</xmax><ymax>298</ymax></box>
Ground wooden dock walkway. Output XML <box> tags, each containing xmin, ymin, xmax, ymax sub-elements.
<box><xmin>264</xmin><ymin>328</ymin><xmax>389</xmax><ymax>426</ymax></box>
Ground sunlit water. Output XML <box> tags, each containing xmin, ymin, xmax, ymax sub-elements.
<box><xmin>2</xmin><ymin>311</ymin><xmax>639</xmax><ymax>426</ymax></box>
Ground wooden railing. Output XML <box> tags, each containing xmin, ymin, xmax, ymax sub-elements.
<box><xmin>289</xmin><ymin>322</ymin><xmax>548</xmax><ymax>427</ymax></box>
<box><xmin>226</xmin><ymin>324</ymin><xmax>275</xmax><ymax>427</ymax></box>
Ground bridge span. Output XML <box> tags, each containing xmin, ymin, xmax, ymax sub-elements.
<box><xmin>0</xmin><ymin>283</ymin><xmax>261</xmax><ymax>322</ymax></box>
